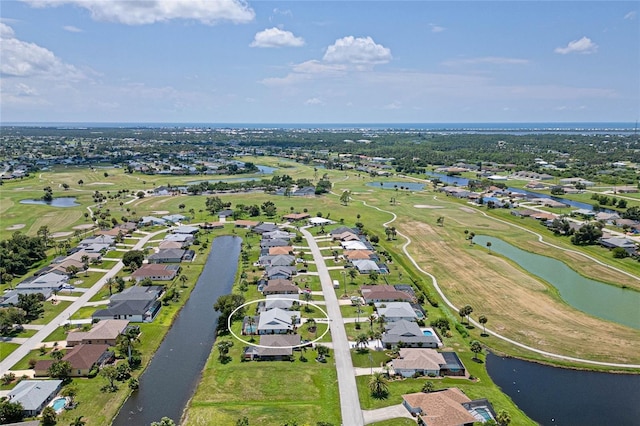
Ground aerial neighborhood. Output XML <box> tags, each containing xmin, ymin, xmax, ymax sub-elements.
<box><xmin>0</xmin><ymin>127</ymin><xmax>638</xmax><ymax>426</ymax></box>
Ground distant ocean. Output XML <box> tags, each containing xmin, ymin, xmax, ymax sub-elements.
<box><xmin>1</xmin><ymin>122</ymin><xmax>637</xmax><ymax>135</ymax></box>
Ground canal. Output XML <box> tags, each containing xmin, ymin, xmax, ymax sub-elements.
<box><xmin>112</xmin><ymin>236</ymin><xmax>241</xmax><ymax>426</ymax></box>
<box><xmin>473</xmin><ymin>235</ymin><xmax>640</xmax><ymax>329</ymax></box>
<box><xmin>487</xmin><ymin>353</ymin><xmax>640</xmax><ymax>425</ymax></box>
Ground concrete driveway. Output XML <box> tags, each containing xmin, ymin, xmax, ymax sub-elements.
<box><xmin>362</xmin><ymin>404</ymin><xmax>414</xmax><ymax>424</ymax></box>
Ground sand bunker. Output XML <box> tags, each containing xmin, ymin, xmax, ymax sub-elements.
<box><xmin>73</xmin><ymin>224</ymin><xmax>95</xmax><ymax>230</ymax></box>
<box><xmin>5</xmin><ymin>224</ymin><xmax>25</xmax><ymax>230</ymax></box>
<box><xmin>51</xmin><ymin>231</ymin><xmax>73</xmax><ymax>238</ymax></box>
<box><xmin>414</xmin><ymin>205</ymin><xmax>444</xmax><ymax>209</ymax></box>
<box><xmin>88</xmin><ymin>182</ymin><xmax>114</xmax><ymax>185</ymax></box>
<box><xmin>152</xmin><ymin>210</ymin><xmax>170</xmax><ymax>215</ymax></box>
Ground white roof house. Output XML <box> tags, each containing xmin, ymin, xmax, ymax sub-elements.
<box><xmin>341</xmin><ymin>241</ymin><xmax>369</xmax><ymax>251</ymax></box>
<box><xmin>377</xmin><ymin>302</ymin><xmax>419</xmax><ymax>322</ymax></box>
<box><xmin>257</xmin><ymin>308</ymin><xmax>300</xmax><ymax>334</ymax></box>
<box><xmin>8</xmin><ymin>380</ymin><xmax>63</xmax><ymax>417</ymax></box>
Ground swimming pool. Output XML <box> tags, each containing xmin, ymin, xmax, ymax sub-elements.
<box><xmin>473</xmin><ymin>407</ymin><xmax>493</xmax><ymax>421</ymax></box>
<box><xmin>422</xmin><ymin>330</ymin><xmax>433</xmax><ymax>336</ymax></box>
<box><xmin>50</xmin><ymin>397</ymin><xmax>67</xmax><ymax>413</ymax></box>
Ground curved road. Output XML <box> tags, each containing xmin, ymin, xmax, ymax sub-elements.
<box><xmin>0</xmin><ymin>229</ymin><xmax>169</xmax><ymax>375</ymax></box>
<box><xmin>360</xmin><ymin>200</ymin><xmax>640</xmax><ymax>369</ymax></box>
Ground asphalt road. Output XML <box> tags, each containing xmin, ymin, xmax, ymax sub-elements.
<box><xmin>301</xmin><ymin>226</ymin><xmax>364</xmax><ymax>426</ymax></box>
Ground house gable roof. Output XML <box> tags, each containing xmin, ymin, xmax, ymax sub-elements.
<box><xmin>393</xmin><ymin>348</ymin><xmax>446</xmax><ymax>371</ymax></box>
<box><xmin>402</xmin><ymin>388</ymin><xmax>476</xmax><ymax>426</ymax></box>
<box><xmin>8</xmin><ymin>380</ymin><xmax>63</xmax><ymax>411</ymax></box>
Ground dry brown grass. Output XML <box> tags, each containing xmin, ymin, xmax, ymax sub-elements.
<box><xmin>400</xmin><ymin>218</ymin><xmax>640</xmax><ymax>364</ymax></box>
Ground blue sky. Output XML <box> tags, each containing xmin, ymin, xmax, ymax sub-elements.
<box><xmin>0</xmin><ymin>1</ymin><xmax>638</xmax><ymax>123</ymax></box>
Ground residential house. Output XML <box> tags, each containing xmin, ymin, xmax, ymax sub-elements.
<box><xmin>341</xmin><ymin>241</ymin><xmax>369</xmax><ymax>251</ymax></box>
<box><xmin>391</xmin><ymin>348</ymin><xmax>466</xmax><ymax>378</ymax></box>
<box><xmin>352</xmin><ymin>259</ymin><xmax>381</xmax><ymax>274</ymax></box>
<box><xmin>252</xmin><ymin>223</ymin><xmax>280</xmax><ymax>234</ymax></box>
<box><xmin>262</xmin><ymin>293</ymin><xmax>300</xmax><ymax>311</ymax></box>
<box><xmin>361</xmin><ymin>285</ymin><xmax>414</xmax><ymax>304</ymax></box>
<box><xmin>260</xmin><ymin>254</ymin><xmax>295</xmax><ymax>267</ymax></box>
<box><xmin>243</xmin><ymin>335</ymin><xmax>301</xmax><ymax>361</ymax></box>
<box><xmin>283</xmin><ymin>213</ymin><xmax>311</xmax><ymax>221</ymax></box>
<box><xmin>308</xmin><ymin>217</ymin><xmax>333</xmax><ymax>226</ymax></box>
<box><xmin>265</xmin><ymin>266</ymin><xmax>297</xmax><ymax>280</ymax></box>
<box><xmin>139</xmin><ymin>216</ymin><xmax>167</xmax><ymax>226</ymax></box>
<box><xmin>92</xmin><ymin>286</ymin><xmax>163</xmax><ymax>322</ymax></box>
<box><xmin>16</xmin><ymin>272</ymin><xmax>68</xmax><ymax>293</ymax></box>
<box><xmin>333</xmin><ymin>231</ymin><xmax>361</xmax><ymax>242</ymax></box>
<box><xmin>257</xmin><ymin>308</ymin><xmax>300</xmax><ymax>334</ymax></box>
<box><xmin>377</xmin><ymin>302</ymin><xmax>420</xmax><ymax>322</ymax></box>
<box><xmin>173</xmin><ymin>225</ymin><xmax>199</xmax><ymax>234</ymax></box>
<box><xmin>66</xmin><ymin>319</ymin><xmax>130</xmax><ymax>347</ymax></box>
<box><xmin>131</xmin><ymin>264</ymin><xmax>179</xmax><ymax>282</ymax></box>
<box><xmin>595</xmin><ymin>212</ymin><xmax>621</xmax><ymax>223</ymax></box>
<box><xmin>34</xmin><ymin>344</ymin><xmax>114</xmax><ymax>377</ymax></box>
<box><xmin>293</xmin><ymin>186</ymin><xmax>316</xmax><ymax>196</ymax></box>
<box><xmin>268</xmin><ymin>246</ymin><xmax>293</xmax><ymax>255</ymax></box>
<box><xmin>162</xmin><ymin>214</ymin><xmax>187</xmax><ymax>223</ymax></box>
<box><xmin>262</xmin><ymin>279</ymin><xmax>300</xmax><ymax>295</ymax></box>
<box><xmin>402</xmin><ymin>388</ymin><xmax>496</xmax><ymax>425</ymax></box>
<box><xmin>260</xmin><ymin>238</ymin><xmax>290</xmax><ymax>249</ymax></box>
<box><xmin>218</xmin><ymin>209</ymin><xmax>234</xmax><ymax>221</ymax></box>
<box><xmin>344</xmin><ymin>250</ymin><xmax>375</xmax><ymax>261</ymax></box>
<box><xmin>158</xmin><ymin>240</ymin><xmax>188</xmax><ymax>250</ymax></box>
<box><xmin>148</xmin><ymin>249</ymin><xmax>186</xmax><ymax>263</ymax></box>
<box><xmin>600</xmin><ymin>237</ymin><xmax>637</xmax><ymax>255</ymax></box>
<box><xmin>163</xmin><ymin>233</ymin><xmax>194</xmax><ymax>243</ymax></box>
<box><xmin>234</xmin><ymin>219</ymin><xmax>259</xmax><ymax>229</ymax></box>
<box><xmin>6</xmin><ymin>380</ymin><xmax>63</xmax><ymax>417</ymax></box>
<box><xmin>263</xmin><ymin>230</ymin><xmax>295</xmax><ymax>240</ymax></box>
<box><xmin>382</xmin><ymin>320</ymin><xmax>440</xmax><ymax>349</ymax></box>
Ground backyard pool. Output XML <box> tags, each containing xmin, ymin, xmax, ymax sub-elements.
<box><xmin>49</xmin><ymin>397</ymin><xmax>68</xmax><ymax>413</ymax></box>
<box><xmin>422</xmin><ymin>330</ymin><xmax>433</xmax><ymax>336</ymax></box>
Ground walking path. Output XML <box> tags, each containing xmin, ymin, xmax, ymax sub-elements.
<box><xmin>361</xmin><ymin>200</ymin><xmax>640</xmax><ymax>369</ymax></box>
<box><xmin>0</xmin><ymin>228</ymin><xmax>169</xmax><ymax>375</ymax></box>
<box><xmin>300</xmin><ymin>226</ymin><xmax>365</xmax><ymax>426</ymax></box>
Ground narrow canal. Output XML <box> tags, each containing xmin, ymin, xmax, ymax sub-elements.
<box><xmin>112</xmin><ymin>236</ymin><xmax>241</xmax><ymax>426</ymax></box>
<box><xmin>486</xmin><ymin>353</ymin><xmax>640</xmax><ymax>425</ymax></box>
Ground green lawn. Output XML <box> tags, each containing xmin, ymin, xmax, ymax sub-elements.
<box><xmin>187</xmin><ymin>335</ymin><xmax>341</xmax><ymax>426</ymax></box>
<box><xmin>351</xmin><ymin>348</ymin><xmax>393</xmax><ymax>368</ymax></box>
<box><xmin>0</xmin><ymin>342</ymin><xmax>20</xmax><ymax>362</ymax></box>
<box><xmin>32</xmin><ymin>300</ymin><xmax>72</xmax><ymax>325</ymax></box>
<box><xmin>43</xmin><ymin>326</ymin><xmax>72</xmax><ymax>343</ymax></box>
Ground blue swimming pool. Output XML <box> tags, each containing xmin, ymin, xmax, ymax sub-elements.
<box><xmin>474</xmin><ymin>407</ymin><xmax>493</xmax><ymax>421</ymax></box>
<box><xmin>51</xmin><ymin>397</ymin><xmax>67</xmax><ymax>412</ymax></box>
<box><xmin>422</xmin><ymin>330</ymin><xmax>433</xmax><ymax>336</ymax></box>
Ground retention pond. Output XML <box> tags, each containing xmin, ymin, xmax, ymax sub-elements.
<box><xmin>487</xmin><ymin>352</ymin><xmax>640</xmax><ymax>425</ymax></box>
<box><xmin>473</xmin><ymin>235</ymin><xmax>640</xmax><ymax>329</ymax></box>
<box><xmin>112</xmin><ymin>236</ymin><xmax>241</xmax><ymax>426</ymax></box>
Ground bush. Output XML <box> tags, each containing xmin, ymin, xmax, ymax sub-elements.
<box><xmin>455</xmin><ymin>323</ymin><xmax>469</xmax><ymax>338</ymax></box>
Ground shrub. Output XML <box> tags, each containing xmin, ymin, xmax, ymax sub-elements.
<box><xmin>455</xmin><ymin>323</ymin><xmax>469</xmax><ymax>338</ymax></box>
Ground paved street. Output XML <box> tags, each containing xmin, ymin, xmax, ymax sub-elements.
<box><xmin>301</xmin><ymin>226</ymin><xmax>365</xmax><ymax>426</ymax></box>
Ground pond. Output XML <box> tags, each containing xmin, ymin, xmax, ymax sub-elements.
<box><xmin>19</xmin><ymin>197</ymin><xmax>79</xmax><ymax>207</ymax></box>
<box><xmin>366</xmin><ymin>181</ymin><xmax>425</xmax><ymax>191</ymax></box>
<box><xmin>256</xmin><ymin>164</ymin><xmax>277</xmax><ymax>174</ymax></box>
<box><xmin>473</xmin><ymin>235</ymin><xmax>640</xmax><ymax>329</ymax></box>
<box><xmin>186</xmin><ymin>177</ymin><xmax>263</xmax><ymax>185</ymax></box>
<box><xmin>486</xmin><ymin>352</ymin><xmax>640</xmax><ymax>425</ymax></box>
<box><xmin>112</xmin><ymin>236</ymin><xmax>241</xmax><ymax>426</ymax></box>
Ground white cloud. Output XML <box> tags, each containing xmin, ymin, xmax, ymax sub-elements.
<box><xmin>22</xmin><ymin>0</ymin><xmax>255</xmax><ymax>25</ymax></box>
<box><xmin>250</xmin><ymin>27</ymin><xmax>304</xmax><ymax>48</ymax></box>
<box><xmin>323</xmin><ymin>36</ymin><xmax>392</xmax><ymax>65</ymax></box>
<box><xmin>624</xmin><ymin>11</ymin><xmax>636</xmax><ymax>20</ymax></box>
<box><xmin>292</xmin><ymin>60</ymin><xmax>346</xmax><ymax>74</ymax></box>
<box><xmin>554</xmin><ymin>36</ymin><xmax>598</xmax><ymax>55</ymax></box>
<box><xmin>0</xmin><ymin>23</ymin><xmax>84</xmax><ymax>79</ymax></box>
<box><xmin>442</xmin><ymin>56</ymin><xmax>530</xmax><ymax>66</ymax></box>
<box><xmin>305</xmin><ymin>97</ymin><xmax>323</xmax><ymax>105</ymax></box>
<box><xmin>63</xmin><ymin>25</ymin><xmax>83</xmax><ymax>32</ymax></box>
<box><xmin>384</xmin><ymin>101</ymin><xmax>402</xmax><ymax>110</ymax></box>
<box><xmin>429</xmin><ymin>24</ymin><xmax>445</xmax><ymax>33</ymax></box>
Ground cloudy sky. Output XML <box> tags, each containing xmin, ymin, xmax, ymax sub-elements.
<box><xmin>0</xmin><ymin>1</ymin><xmax>638</xmax><ymax>123</ymax></box>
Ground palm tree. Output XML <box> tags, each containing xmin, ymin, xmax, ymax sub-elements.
<box><xmin>368</xmin><ymin>314</ymin><xmax>376</xmax><ymax>331</ymax></box>
<box><xmin>179</xmin><ymin>275</ymin><xmax>188</xmax><ymax>288</ymax></box>
<box><xmin>496</xmin><ymin>410</ymin><xmax>512</xmax><ymax>426</ymax></box>
<box><xmin>369</xmin><ymin>271</ymin><xmax>379</xmax><ymax>284</ymax></box>
<box><xmin>348</xmin><ymin>268</ymin><xmax>358</xmax><ymax>283</ymax></box>
<box><xmin>368</xmin><ymin>372</ymin><xmax>389</xmax><ymax>398</ymax></box>
<box><xmin>479</xmin><ymin>315</ymin><xmax>488</xmax><ymax>335</ymax></box>
<box><xmin>356</xmin><ymin>333</ymin><xmax>369</xmax><ymax>349</ymax></box>
<box><xmin>421</xmin><ymin>381</ymin><xmax>435</xmax><ymax>393</ymax></box>
<box><xmin>69</xmin><ymin>416</ymin><xmax>86</xmax><ymax>426</ymax></box>
<box><xmin>106</xmin><ymin>277</ymin><xmax>115</xmax><ymax>296</ymax></box>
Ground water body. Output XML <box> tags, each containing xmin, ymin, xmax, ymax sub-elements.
<box><xmin>19</xmin><ymin>197</ymin><xmax>79</xmax><ymax>207</ymax></box>
<box><xmin>186</xmin><ymin>177</ymin><xmax>262</xmax><ymax>185</ymax></box>
<box><xmin>486</xmin><ymin>353</ymin><xmax>640</xmax><ymax>425</ymax></box>
<box><xmin>8</xmin><ymin>122</ymin><xmax>636</xmax><ymax>135</ymax></box>
<box><xmin>256</xmin><ymin>165</ymin><xmax>277</xmax><ymax>174</ymax></box>
<box><xmin>112</xmin><ymin>236</ymin><xmax>241</xmax><ymax>426</ymax></box>
<box><xmin>425</xmin><ymin>172</ymin><xmax>614</xmax><ymax>212</ymax></box>
<box><xmin>473</xmin><ymin>235</ymin><xmax>640</xmax><ymax>329</ymax></box>
<box><xmin>366</xmin><ymin>181</ymin><xmax>425</xmax><ymax>191</ymax></box>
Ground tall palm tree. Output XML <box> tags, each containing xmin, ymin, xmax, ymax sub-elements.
<box><xmin>368</xmin><ymin>314</ymin><xmax>377</xmax><ymax>331</ymax></box>
<box><xmin>355</xmin><ymin>333</ymin><xmax>369</xmax><ymax>349</ymax></box>
<box><xmin>69</xmin><ymin>416</ymin><xmax>86</xmax><ymax>426</ymax></box>
<box><xmin>368</xmin><ymin>372</ymin><xmax>389</xmax><ymax>398</ymax></box>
